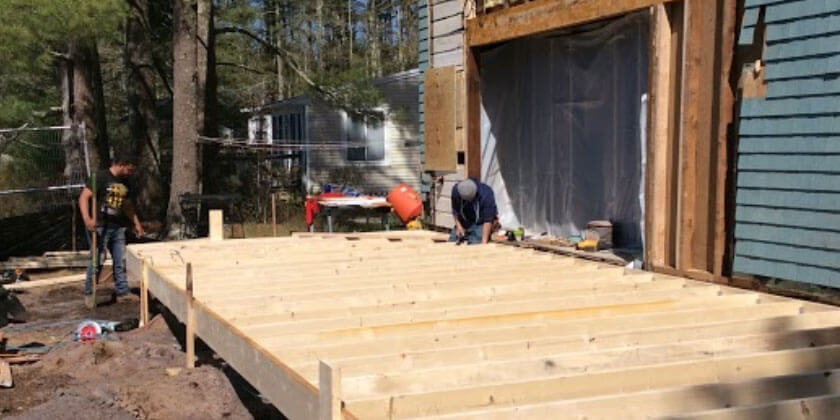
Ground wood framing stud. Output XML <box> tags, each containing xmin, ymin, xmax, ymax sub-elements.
<box><xmin>319</xmin><ymin>360</ymin><xmax>343</xmax><ymax>420</ymax></box>
<box><xmin>466</xmin><ymin>0</ymin><xmax>677</xmax><ymax>47</ymax></box>
<box><xmin>140</xmin><ymin>258</ymin><xmax>149</xmax><ymax>327</ymax></box>
<box><xmin>209</xmin><ymin>209</ymin><xmax>223</xmax><ymax>241</ymax></box>
<box><xmin>186</xmin><ymin>262</ymin><xmax>196</xmax><ymax>369</ymax></box>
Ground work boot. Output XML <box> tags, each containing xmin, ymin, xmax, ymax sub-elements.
<box><xmin>84</xmin><ymin>294</ymin><xmax>95</xmax><ymax>309</ymax></box>
<box><xmin>115</xmin><ymin>292</ymin><xmax>138</xmax><ymax>304</ymax></box>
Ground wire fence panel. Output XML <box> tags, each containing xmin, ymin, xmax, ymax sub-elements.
<box><xmin>0</xmin><ymin>125</ymin><xmax>89</xmax><ymax>218</ymax></box>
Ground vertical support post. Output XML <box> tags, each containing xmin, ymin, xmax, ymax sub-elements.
<box><xmin>185</xmin><ymin>262</ymin><xmax>195</xmax><ymax>369</ymax></box>
<box><xmin>271</xmin><ymin>192</ymin><xmax>277</xmax><ymax>237</ymax></box>
<box><xmin>71</xmin><ymin>201</ymin><xmax>77</xmax><ymax>252</ymax></box>
<box><xmin>140</xmin><ymin>258</ymin><xmax>149</xmax><ymax>327</ymax></box>
<box><xmin>209</xmin><ymin>209</ymin><xmax>223</xmax><ymax>241</ymax></box>
<box><xmin>465</xmin><ymin>45</ymin><xmax>482</xmax><ymax>179</ymax></box>
<box><xmin>318</xmin><ymin>360</ymin><xmax>342</xmax><ymax>420</ymax></box>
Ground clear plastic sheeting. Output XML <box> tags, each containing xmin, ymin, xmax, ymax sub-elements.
<box><xmin>480</xmin><ymin>12</ymin><xmax>649</xmax><ymax>250</ymax></box>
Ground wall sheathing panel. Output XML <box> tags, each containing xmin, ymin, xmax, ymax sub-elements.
<box><xmin>733</xmin><ymin>0</ymin><xmax>840</xmax><ymax>288</ymax></box>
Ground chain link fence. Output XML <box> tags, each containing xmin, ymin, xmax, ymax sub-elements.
<box><xmin>0</xmin><ymin>125</ymin><xmax>89</xmax><ymax>258</ymax></box>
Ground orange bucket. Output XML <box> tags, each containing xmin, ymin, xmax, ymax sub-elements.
<box><xmin>387</xmin><ymin>184</ymin><xmax>423</xmax><ymax>224</ymax></box>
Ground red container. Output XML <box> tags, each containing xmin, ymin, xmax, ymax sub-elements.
<box><xmin>387</xmin><ymin>184</ymin><xmax>423</xmax><ymax>224</ymax></box>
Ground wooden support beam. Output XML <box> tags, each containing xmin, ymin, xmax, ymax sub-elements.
<box><xmin>140</xmin><ymin>258</ymin><xmax>149</xmax><ymax>327</ymax></box>
<box><xmin>252</xmin><ymin>292</ymin><xmax>761</xmax><ymax>347</ymax></box>
<box><xmin>465</xmin><ymin>45</ymin><xmax>481</xmax><ymax>179</ymax></box>
<box><xmin>337</xmin><ymin>327</ymin><xmax>840</xmax><ymax>399</ymax></box>
<box><xmin>465</xmin><ymin>0</ymin><xmax>677</xmax><ymax>47</ymax></box>
<box><xmin>241</xmin><ymin>285</ymin><xmax>727</xmax><ymax>338</ymax></box>
<box><xmin>292</xmin><ymin>310</ymin><xmax>840</xmax><ymax>380</ymax></box>
<box><xmin>264</xmin><ymin>301</ymin><xmax>806</xmax><ymax>366</ymax></box>
<box><xmin>418</xmin><ymin>368</ymin><xmax>840</xmax><ymax>419</ymax></box>
<box><xmin>209</xmin><ymin>209</ymin><xmax>223</xmax><ymax>241</ymax></box>
<box><xmin>319</xmin><ymin>360</ymin><xmax>343</xmax><ymax>420</ymax></box>
<box><xmin>186</xmin><ymin>262</ymin><xmax>196</xmax><ymax>369</ymax></box>
<box><xmin>345</xmin><ymin>344</ymin><xmax>840</xmax><ymax>418</ymax></box>
<box><xmin>669</xmin><ymin>394</ymin><xmax>840</xmax><ymax>420</ymax></box>
<box><xmin>227</xmin><ymin>277</ymin><xmax>684</xmax><ymax>325</ymax></box>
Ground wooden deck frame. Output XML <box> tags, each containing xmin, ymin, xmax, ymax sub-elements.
<box><xmin>128</xmin><ymin>234</ymin><xmax>840</xmax><ymax>419</ymax></box>
<box><xmin>463</xmin><ymin>0</ymin><xmax>737</xmax><ymax>281</ymax></box>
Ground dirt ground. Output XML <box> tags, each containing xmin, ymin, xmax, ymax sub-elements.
<box><xmin>1</xmin><ymin>276</ymin><xmax>285</xmax><ymax>419</ymax></box>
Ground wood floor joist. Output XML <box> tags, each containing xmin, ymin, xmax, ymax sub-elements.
<box><xmin>127</xmin><ymin>232</ymin><xmax>840</xmax><ymax>419</ymax></box>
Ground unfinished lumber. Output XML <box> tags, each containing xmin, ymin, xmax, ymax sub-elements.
<box><xmin>345</xmin><ymin>345</ymin><xmax>840</xmax><ymax>418</ymax></box>
<box><xmin>318</xmin><ymin>360</ymin><xmax>343</xmax><ymax>420</ymax></box>
<box><xmin>2</xmin><ymin>273</ymin><xmax>84</xmax><ymax>291</ymax></box>
<box><xmin>126</xmin><ymin>235</ymin><xmax>840</xmax><ymax>419</ymax></box>
<box><xmin>209</xmin><ymin>209</ymin><xmax>223</xmax><ymax>241</ymax></box>
<box><xmin>186</xmin><ymin>262</ymin><xmax>195</xmax><ymax>369</ymax></box>
<box><xmin>417</xmin><ymin>368</ymin><xmax>840</xmax><ymax>419</ymax></box>
<box><xmin>0</xmin><ymin>361</ymin><xmax>11</xmax><ymax>388</ymax></box>
<box><xmin>140</xmin><ymin>258</ymin><xmax>149</xmax><ymax>327</ymax></box>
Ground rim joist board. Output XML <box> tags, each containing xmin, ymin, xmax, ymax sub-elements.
<box><xmin>126</xmin><ymin>232</ymin><xmax>840</xmax><ymax>419</ymax></box>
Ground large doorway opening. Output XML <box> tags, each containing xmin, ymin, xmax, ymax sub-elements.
<box><xmin>479</xmin><ymin>12</ymin><xmax>649</xmax><ymax>251</ymax></box>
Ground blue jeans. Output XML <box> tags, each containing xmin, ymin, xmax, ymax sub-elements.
<box><xmin>449</xmin><ymin>224</ymin><xmax>483</xmax><ymax>245</ymax></box>
<box><xmin>85</xmin><ymin>226</ymin><xmax>129</xmax><ymax>296</ymax></box>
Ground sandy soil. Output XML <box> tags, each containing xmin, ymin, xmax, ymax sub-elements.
<box><xmin>1</xmin><ymin>280</ymin><xmax>284</xmax><ymax>419</ymax></box>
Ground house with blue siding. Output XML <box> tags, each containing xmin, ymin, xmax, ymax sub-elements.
<box><xmin>734</xmin><ymin>0</ymin><xmax>840</xmax><ymax>289</ymax></box>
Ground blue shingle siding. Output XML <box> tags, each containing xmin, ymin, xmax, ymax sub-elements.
<box><xmin>734</xmin><ymin>0</ymin><xmax>840</xmax><ymax>287</ymax></box>
<box><xmin>418</xmin><ymin>0</ymin><xmax>429</xmax><ymax>194</ymax></box>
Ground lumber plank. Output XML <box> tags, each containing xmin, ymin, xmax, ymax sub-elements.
<box><xmin>253</xmin><ymin>292</ymin><xmax>764</xmax><ymax>347</ymax></box>
<box><xmin>335</xmin><ymin>327</ymin><xmax>840</xmax><ymax>399</ymax></box>
<box><xmin>465</xmin><ymin>0</ymin><xmax>676</xmax><ymax>46</ymax></box>
<box><xmin>666</xmin><ymin>394</ymin><xmax>840</xmax><ymax>420</ymax></box>
<box><xmin>2</xmin><ymin>274</ymin><xmax>84</xmax><ymax>291</ymax></box>
<box><xmin>225</xmin><ymin>277</ymin><xmax>684</xmax><ymax>325</ymax></box>
<box><xmin>318</xmin><ymin>361</ymin><xmax>342</xmax><ymax>420</ymax></box>
<box><xmin>201</xmin><ymin>266</ymin><xmax>638</xmax><ymax>304</ymax></box>
<box><xmin>345</xmin><ymin>345</ymin><xmax>840</xmax><ymax>418</ymax></box>
<box><xmin>416</xmin><ymin>369</ymin><xmax>840</xmax><ymax>419</ymax></box>
<box><xmin>241</xmin><ymin>285</ymin><xmax>729</xmax><ymax>337</ymax></box>
<box><xmin>193</xmin><ymin>300</ymin><xmax>320</xmax><ymax>420</ymax></box>
<box><xmin>424</xmin><ymin>66</ymin><xmax>457</xmax><ymax>171</ymax></box>
<box><xmin>0</xmin><ymin>361</ymin><xmax>11</xmax><ymax>388</ymax></box>
<box><xmin>262</xmin><ymin>301</ymin><xmax>807</xmax><ymax>366</ymax></box>
<box><xmin>289</xmin><ymin>310</ymin><xmax>840</xmax><ymax>378</ymax></box>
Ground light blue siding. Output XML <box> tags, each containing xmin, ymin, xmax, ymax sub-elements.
<box><xmin>734</xmin><ymin>0</ymin><xmax>840</xmax><ymax>287</ymax></box>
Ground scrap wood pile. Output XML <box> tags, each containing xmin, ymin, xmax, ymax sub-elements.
<box><xmin>128</xmin><ymin>231</ymin><xmax>840</xmax><ymax>419</ymax></box>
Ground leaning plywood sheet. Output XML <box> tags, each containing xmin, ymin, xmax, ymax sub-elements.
<box><xmin>127</xmin><ymin>232</ymin><xmax>840</xmax><ymax>419</ymax></box>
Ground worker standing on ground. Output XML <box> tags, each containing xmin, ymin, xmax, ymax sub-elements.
<box><xmin>450</xmin><ymin>178</ymin><xmax>498</xmax><ymax>245</ymax></box>
<box><xmin>78</xmin><ymin>154</ymin><xmax>145</xmax><ymax>308</ymax></box>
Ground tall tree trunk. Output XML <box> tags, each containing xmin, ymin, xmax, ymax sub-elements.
<box><xmin>275</xmin><ymin>0</ymin><xmax>285</xmax><ymax>99</ymax></box>
<box><xmin>366</xmin><ymin>0</ymin><xmax>382</xmax><ymax>77</ymax></box>
<box><xmin>167</xmin><ymin>0</ymin><xmax>205</xmax><ymax>236</ymax></box>
<box><xmin>59</xmin><ymin>59</ymin><xmax>85</xmax><ymax>185</ymax></box>
<box><xmin>348</xmin><ymin>0</ymin><xmax>353</xmax><ymax>64</ymax></box>
<box><xmin>315</xmin><ymin>0</ymin><xmax>324</xmax><ymax>71</ymax></box>
<box><xmin>200</xmin><ymin>0</ymin><xmax>221</xmax><ymax>194</ymax></box>
<box><xmin>70</xmin><ymin>42</ymin><xmax>108</xmax><ymax>171</ymax></box>
<box><xmin>126</xmin><ymin>0</ymin><xmax>165</xmax><ymax>222</ymax></box>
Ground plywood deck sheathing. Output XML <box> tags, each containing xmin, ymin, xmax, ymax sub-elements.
<box><xmin>127</xmin><ymin>232</ymin><xmax>840</xmax><ymax>419</ymax></box>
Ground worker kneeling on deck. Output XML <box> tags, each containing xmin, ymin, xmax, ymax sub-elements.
<box><xmin>450</xmin><ymin>179</ymin><xmax>498</xmax><ymax>245</ymax></box>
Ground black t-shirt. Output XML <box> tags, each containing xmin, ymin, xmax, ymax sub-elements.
<box><xmin>87</xmin><ymin>169</ymin><xmax>135</xmax><ymax>227</ymax></box>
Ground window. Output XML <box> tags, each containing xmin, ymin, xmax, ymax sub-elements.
<box><xmin>272</xmin><ymin>108</ymin><xmax>305</xmax><ymax>143</ymax></box>
<box><xmin>345</xmin><ymin>111</ymin><xmax>385</xmax><ymax>162</ymax></box>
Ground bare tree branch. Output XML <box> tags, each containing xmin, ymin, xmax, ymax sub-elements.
<box><xmin>214</xmin><ymin>25</ymin><xmax>343</xmax><ymax>105</ymax></box>
<box><xmin>216</xmin><ymin>61</ymin><xmax>269</xmax><ymax>74</ymax></box>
